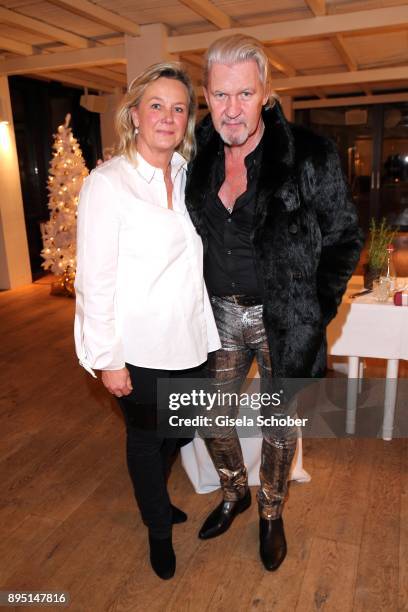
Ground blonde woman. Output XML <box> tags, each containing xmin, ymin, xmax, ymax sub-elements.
<box><xmin>74</xmin><ymin>63</ymin><xmax>220</xmax><ymax>580</ymax></box>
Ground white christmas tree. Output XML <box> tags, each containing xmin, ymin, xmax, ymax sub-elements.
<box><xmin>41</xmin><ymin>113</ymin><xmax>88</xmax><ymax>295</ymax></box>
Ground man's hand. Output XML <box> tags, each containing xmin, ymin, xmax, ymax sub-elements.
<box><xmin>101</xmin><ymin>368</ymin><xmax>133</xmax><ymax>397</ymax></box>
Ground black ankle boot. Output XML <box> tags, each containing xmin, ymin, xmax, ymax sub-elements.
<box><xmin>171</xmin><ymin>504</ymin><xmax>187</xmax><ymax>524</ymax></box>
<box><xmin>148</xmin><ymin>535</ymin><xmax>176</xmax><ymax>580</ymax></box>
<box><xmin>198</xmin><ymin>489</ymin><xmax>251</xmax><ymax>540</ymax></box>
<box><xmin>259</xmin><ymin>516</ymin><xmax>287</xmax><ymax>571</ymax></box>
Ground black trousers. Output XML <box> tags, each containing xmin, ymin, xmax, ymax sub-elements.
<box><xmin>117</xmin><ymin>362</ymin><xmax>205</xmax><ymax>539</ymax></box>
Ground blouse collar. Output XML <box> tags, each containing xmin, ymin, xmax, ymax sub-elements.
<box><xmin>132</xmin><ymin>151</ymin><xmax>187</xmax><ymax>184</ymax></box>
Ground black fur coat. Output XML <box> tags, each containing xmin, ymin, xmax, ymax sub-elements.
<box><xmin>185</xmin><ymin>102</ymin><xmax>364</xmax><ymax>378</ymax></box>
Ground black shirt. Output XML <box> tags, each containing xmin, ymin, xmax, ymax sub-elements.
<box><xmin>204</xmin><ymin>140</ymin><xmax>263</xmax><ymax>297</ymax></box>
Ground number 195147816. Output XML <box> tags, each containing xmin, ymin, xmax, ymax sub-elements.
<box><xmin>0</xmin><ymin>591</ymin><xmax>69</xmax><ymax>606</ymax></box>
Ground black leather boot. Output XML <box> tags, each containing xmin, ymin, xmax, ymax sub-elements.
<box><xmin>171</xmin><ymin>504</ymin><xmax>187</xmax><ymax>524</ymax></box>
<box><xmin>198</xmin><ymin>489</ymin><xmax>251</xmax><ymax>540</ymax></box>
<box><xmin>148</xmin><ymin>534</ymin><xmax>176</xmax><ymax>580</ymax></box>
<box><xmin>259</xmin><ymin>516</ymin><xmax>287</xmax><ymax>571</ymax></box>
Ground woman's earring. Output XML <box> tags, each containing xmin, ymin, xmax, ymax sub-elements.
<box><xmin>134</xmin><ymin>126</ymin><xmax>139</xmax><ymax>135</ymax></box>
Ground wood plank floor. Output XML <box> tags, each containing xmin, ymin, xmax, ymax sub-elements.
<box><xmin>0</xmin><ymin>280</ymin><xmax>407</xmax><ymax>612</ymax></box>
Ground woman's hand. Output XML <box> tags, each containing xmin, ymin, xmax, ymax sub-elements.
<box><xmin>101</xmin><ymin>368</ymin><xmax>133</xmax><ymax>397</ymax></box>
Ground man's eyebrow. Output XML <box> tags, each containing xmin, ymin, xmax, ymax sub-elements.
<box><xmin>211</xmin><ymin>88</ymin><xmax>254</xmax><ymax>94</ymax></box>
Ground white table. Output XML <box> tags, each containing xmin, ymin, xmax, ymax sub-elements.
<box><xmin>327</xmin><ymin>275</ymin><xmax>408</xmax><ymax>440</ymax></box>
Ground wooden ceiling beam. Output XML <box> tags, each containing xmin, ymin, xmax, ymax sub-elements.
<box><xmin>0</xmin><ymin>44</ymin><xmax>126</xmax><ymax>75</ymax></box>
<box><xmin>293</xmin><ymin>92</ymin><xmax>408</xmax><ymax>109</ymax></box>
<box><xmin>265</xmin><ymin>48</ymin><xmax>296</xmax><ymax>77</ymax></box>
<box><xmin>0</xmin><ymin>35</ymin><xmax>33</xmax><ymax>56</ymax></box>
<box><xmin>304</xmin><ymin>0</ymin><xmax>326</xmax><ymax>17</ymax></box>
<box><xmin>168</xmin><ymin>6</ymin><xmax>408</xmax><ymax>53</ymax></box>
<box><xmin>180</xmin><ymin>53</ymin><xmax>204</xmax><ymax>69</ymax></box>
<box><xmin>35</xmin><ymin>70</ymin><xmax>116</xmax><ymax>92</ymax></box>
<box><xmin>48</xmin><ymin>0</ymin><xmax>140</xmax><ymax>37</ymax></box>
<box><xmin>0</xmin><ymin>6</ymin><xmax>89</xmax><ymax>49</ymax></box>
<box><xmin>179</xmin><ymin>0</ymin><xmax>232</xmax><ymax>29</ymax></box>
<box><xmin>84</xmin><ymin>66</ymin><xmax>126</xmax><ymax>83</ymax></box>
<box><xmin>361</xmin><ymin>55</ymin><xmax>408</xmax><ymax>69</ymax></box>
<box><xmin>272</xmin><ymin>65</ymin><xmax>408</xmax><ymax>91</ymax></box>
<box><xmin>310</xmin><ymin>88</ymin><xmax>326</xmax><ymax>98</ymax></box>
<box><xmin>331</xmin><ymin>34</ymin><xmax>357</xmax><ymax>71</ymax></box>
<box><xmin>80</xmin><ymin>66</ymin><xmax>126</xmax><ymax>84</ymax></box>
<box><xmin>104</xmin><ymin>64</ymin><xmax>127</xmax><ymax>74</ymax></box>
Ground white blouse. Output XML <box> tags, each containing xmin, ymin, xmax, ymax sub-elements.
<box><xmin>74</xmin><ymin>152</ymin><xmax>220</xmax><ymax>377</ymax></box>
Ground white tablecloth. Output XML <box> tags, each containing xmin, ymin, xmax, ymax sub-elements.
<box><xmin>181</xmin><ymin>435</ymin><xmax>311</xmax><ymax>494</ymax></box>
<box><xmin>327</xmin><ymin>275</ymin><xmax>408</xmax><ymax>440</ymax></box>
<box><xmin>327</xmin><ymin>276</ymin><xmax>408</xmax><ymax>360</ymax></box>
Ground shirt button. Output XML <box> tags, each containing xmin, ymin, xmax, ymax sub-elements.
<box><xmin>231</xmin><ymin>282</ymin><xmax>236</xmax><ymax>288</ymax></box>
<box><xmin>226</xmin><ymin>218</ymin><xmax>232</xmax><ymax>223</ymax></box>
<box><xmin>226</xmin><ymin>249</ymin><xmax>232</xmax><ymax>255</ymax></box>
<box><xmin>289</xmin><ymin>223</ymin><xmax>298</xmax><ymax>235</ymax></box>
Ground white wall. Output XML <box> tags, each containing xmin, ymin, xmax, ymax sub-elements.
<box><xmin>0</xmin><ymin>76</ymin><xmax>31</xmax><ymax>289</ymax></box>
<box><xmin>100</xmin><ymin>90</ymin><xmax>123</xmax><ymax>155</ymax></box>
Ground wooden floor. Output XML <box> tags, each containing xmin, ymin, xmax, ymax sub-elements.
<box><xmin>0</xmin><ymin>280</ymin><xmax>407</xmax><ymax>612</ymax></box>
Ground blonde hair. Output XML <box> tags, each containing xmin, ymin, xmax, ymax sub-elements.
<box><xmin>204</xmin><ymin>34</ymin><xmax>277</xmax><ymax>107</ymax></box>
<box><xmin>115</xmin><ymin>62</ymin><xmax>196</xmax><ymax>161</ymax></box>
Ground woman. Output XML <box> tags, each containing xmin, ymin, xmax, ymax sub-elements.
<box><xmin>74</xmin><ymin>62</ymin><xmax>220</xmax><ymax>580</ymax></box>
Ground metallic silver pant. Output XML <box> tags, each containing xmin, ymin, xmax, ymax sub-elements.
<box><xmin>202</xmin><ymin>296</ymin><xmax>297</xmax><ymax>520</ymax></box>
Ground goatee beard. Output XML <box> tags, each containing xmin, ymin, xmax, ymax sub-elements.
<box><xmin>220</xmin><ymin>126</ymin><xmax>249</xmax><ymax>146</ymax></box>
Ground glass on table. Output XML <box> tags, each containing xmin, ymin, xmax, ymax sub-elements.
<box><xmin>373</xmin><ymin>277</ymin><xmax>391</xmax><ymax>302</ymax></box>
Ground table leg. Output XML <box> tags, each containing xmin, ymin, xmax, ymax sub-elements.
<box><xmin>382</xmin><ymin>359</ymin><xmax>399</xmax><ymax>441</ymax></box>
<box><xmin>358</xmin><ymin>360</ymin><xmax>364</xmax><ymax>394</ymax></box>
<box><xmin>346</xmin><ymin>356</ymin><xmax>359</xmax><ymax>434</ymax></box>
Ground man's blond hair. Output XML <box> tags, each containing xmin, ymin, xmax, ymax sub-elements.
<box><xmin>203</xmin><ymin>34</ymin><xmax>277</xmax><ymax>107</ymax></box>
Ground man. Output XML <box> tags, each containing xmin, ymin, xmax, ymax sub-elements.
<box><xmin>185</xmin><ymin>34</ymin><xmax>363</xmax><ymax>571</ymax></box>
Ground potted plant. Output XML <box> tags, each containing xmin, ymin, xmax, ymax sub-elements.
<box><xmin>364</xmin><ymin>218</ymin><xmax>397</xmax><ymax>288</ymax></box>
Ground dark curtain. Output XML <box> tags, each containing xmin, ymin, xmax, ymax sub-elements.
<box><xmin>9</xmin><ymin>76</ymin><xmax>102</xmax><ymax>278</ymax></box>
